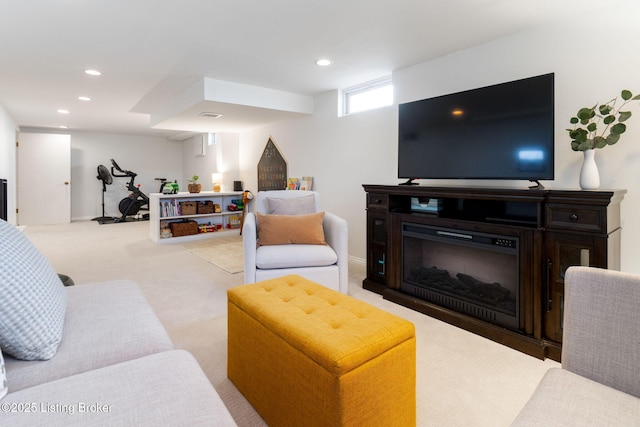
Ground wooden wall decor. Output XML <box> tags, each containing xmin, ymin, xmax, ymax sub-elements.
<box><xmin>258</xmin><ymin>137</ymin><xmax>287</xmax><ymax>191</ymax></box>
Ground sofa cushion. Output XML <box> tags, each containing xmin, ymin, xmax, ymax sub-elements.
<box><xmin>510</xmin><ymin>367</ymin><xmax>640</xmax><ymax>426</ymax></box>
<box><xmin>563</xmin><ymin>267</ymin><xmax>640</xmax><ymax>398</ymax></box>
<box><xmin>0</xmin><ymin>350</ymin><xmax>237</xmax><ymax>426</ymax></box>
<box><xmin>1</xmin><ymin>350</ymin><xmax>7</xmax><ymax>400</ymax></box>
<box><xmin>256</xmin><ymin>244</ymin><xmax>338</xmax><ymax>269</ymax></box>
<box><xmin>0</xmin><ymin>220</ymin><xmax>66</xmax><ymax>361</ymax></box>
<box><xmin>265</xmin><ymin>194</ymin><xmax>316</xmax><ymax>215</ymax></box>
<box><xmin>3</xmin><ymin>280</ymin><xmax>174</xmax><ymax>392</ymax></box>
<box><xmin>257</xmin><ymin>212</ymin><xmax>326</xmax><ymax>246</ymax></box>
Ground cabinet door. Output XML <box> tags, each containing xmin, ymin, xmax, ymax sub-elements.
<box><xmin>367</xmin><ymin>211</ymin><xmax>388</xmax><ymax>284</ymax></box>
<box><xmin>543</xmin><ymin>232</ymin><xmax>606</xmax><ymax>342</ymax></box>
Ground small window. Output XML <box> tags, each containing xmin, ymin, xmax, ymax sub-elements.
<box><xmin>342</xmin><ymin>76</ymin><xmax>393</xmax><ymax>116</ymax></box>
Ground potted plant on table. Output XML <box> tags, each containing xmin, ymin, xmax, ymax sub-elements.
<box><xmin>187</xmin><ymin>175</ymin><xmax>201</xmax><ymax>193</ymax></box>
<box><xmin>567</xmin><ymin>89</ymin><xmax>640</xmax><ymax>189</ymax></box>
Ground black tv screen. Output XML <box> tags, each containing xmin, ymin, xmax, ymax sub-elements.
<box><xmin>398</xmin><ymin>73</ymin><xmax>554</xmax><ymax>182</ymax></box>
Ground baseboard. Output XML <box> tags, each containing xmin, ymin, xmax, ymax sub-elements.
<box><xmin>349</xmin><ymin>256</ymin><xmax>366</xmax><ymax>266</ymax></box>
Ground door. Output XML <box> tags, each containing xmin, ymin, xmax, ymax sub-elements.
<box><xmin>17</xmin><ymin>133</ymin><xmax>71</xmax><ymax>225</ymax></box>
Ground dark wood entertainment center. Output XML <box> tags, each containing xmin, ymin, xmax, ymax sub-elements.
<box><xmin>363</xmin><ymin>184</ymin><xmax>625</xmax><ymax>361</ymax></box>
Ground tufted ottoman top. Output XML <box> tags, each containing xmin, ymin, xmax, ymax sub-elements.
<box><xmin>227</xmin><ymin>275</ymin><xmax>415</xmax><ymax>375</ymax></box>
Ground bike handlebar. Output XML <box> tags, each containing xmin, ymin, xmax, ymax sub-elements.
<box><xmin>110</xmin><ymin>158</ymin><xmax>136</xmax><ymax>178</ymax></box>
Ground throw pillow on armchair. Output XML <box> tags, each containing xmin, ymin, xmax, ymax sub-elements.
<box><xmin>256</xmin><ymin>212</ymin><xmax>327</xmax><ymax>246</ymax></box>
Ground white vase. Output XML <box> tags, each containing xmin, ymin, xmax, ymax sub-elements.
<box><xmin>579</xmin><ymin>149</ymin><xmax>600</xmax><ymax>190</ymax></box>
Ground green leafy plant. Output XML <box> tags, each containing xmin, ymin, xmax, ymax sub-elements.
<box><xmin>188</xmin><ymin>175</ymin><xmax>199</xmax><ymax>183</ymax></box>
<box><xmin>568</xmin><ymin>90</ymin><xmax>640</xmax><ymax>151</ymax></box>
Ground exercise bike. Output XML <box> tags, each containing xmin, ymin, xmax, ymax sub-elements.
<box><xmin>110</xmin><ymin>159</ymin><xmax>149</xmax><ymax>222</ymax></box>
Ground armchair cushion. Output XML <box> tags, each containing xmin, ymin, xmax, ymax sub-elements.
<box><xmin>256</xmin><ymin>244</ymin><xmax>338</xmax><ymax>269</ymax></box>
<box><xmin>265</xmin><ymin>195</ymin><xmax>316</xmax><ymax>215</ymax></box>
<box><xmin>257</xmin><ymin>212</ymin><xmax>326</xmax><ymax>246</ymax></box>
<box><xmin>256</xmin><ymin>190</ymin><xmax>320</xmax><ymax>213</ymax></box>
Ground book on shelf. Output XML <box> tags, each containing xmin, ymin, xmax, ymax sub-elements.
<box><xmin>160</xmin><ymin>200</ymin><xmax>181</xmax><ymax>217</ymax></box>
<box><xmin>287</xmin><ymin>176</ymin><xmax>313</xmax><ymax>191</ymax></box>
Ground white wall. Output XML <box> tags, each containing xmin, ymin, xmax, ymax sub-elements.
<box><xmin>12</xmin><ymin>128</ymin><xmax>242</xmax><ymax>225</ymax></box>
<box><xmin>68</xmin><ymin>132</ymin><xmax>183</xmax><ymax>221</ymax></box>
<box><xmin>181</xmin><ymin>132</ymin><xmax>241</xmax><ymax>193</ymax></box>
<box><xmin>239</xmin><ymin>0</ymin><xmax>640</xmax><ymax>273</ymax></box>
<box><xmin>0</xmin><ymin>104</ymin><xmax>17</xmax><ymax>224</ymax></box>
<box><xmin>239</xmin><ymin>93</ymin><xmax>396</xmax><ymax>266</ymax></box>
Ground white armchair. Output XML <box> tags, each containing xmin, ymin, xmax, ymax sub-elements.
<box><xmin>242</xmin><ymin>190</ymin><xmax>348</xmax><ymax>293</ymax></box>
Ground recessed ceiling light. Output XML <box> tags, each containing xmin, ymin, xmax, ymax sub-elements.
<box><xmin>78</xmin><ymin>96</ymin><xmax>91</xmax><ymax>101</ymax></box>
<box><xmin>85</xmin><ymin>69</ymin><xmax>102</xmax><ymax>76</ymax></box>
<box><xmin>315</xmin><ymin>58</ymin><xmax>332</xmax><ymax>67</ymax></box>
<box><xmin>57</xmin><ymin>109</ymin><xmax>70</xmax><ymax>114</ymax></box>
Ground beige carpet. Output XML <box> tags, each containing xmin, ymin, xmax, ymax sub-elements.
<box><xmin>181</xmin><ymin>236</ymin><xmax>244</xmax><ymax>274</ymax></box>
<box><xmin>23</xmin><ymin>220</ymin><xmax>559</xmax><ymax>426</ymax></box>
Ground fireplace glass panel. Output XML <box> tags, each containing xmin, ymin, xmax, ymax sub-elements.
<box><xmin>401</xmin><ymin>224</ymin><xmax>519</xmax><ymax>330</ymax></box>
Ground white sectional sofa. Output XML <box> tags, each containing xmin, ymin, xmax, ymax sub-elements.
<box><xmin>511</xmin><ymin>267</ymin><xmax>640</xmax><ymax>426</ymax></box>
<box><xmin>0</xmin><ymin>220</ymin><xmax>236</xmax><ymax>426</ymax></box>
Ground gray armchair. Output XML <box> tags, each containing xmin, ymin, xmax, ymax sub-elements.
<box><xmin>242</xmin><ymin>190</ymin><xmax>348</xmax><ymax>293</ymax></box>
<box><xmin>511</xmin><ymin>266</ymin><xmax>640</xmax><ymax>425</ymax></box>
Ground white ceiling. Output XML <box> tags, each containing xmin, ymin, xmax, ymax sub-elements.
<box><xmin>0</xmin><ymin>0</ymin><xmax>623</xmax><ymax>140</ymax></box>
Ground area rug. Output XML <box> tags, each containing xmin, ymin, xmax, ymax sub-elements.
<box><xmin>180</xmin><ymin>236</ymin><xmax>244</xmax><ymax>274</ymax></box>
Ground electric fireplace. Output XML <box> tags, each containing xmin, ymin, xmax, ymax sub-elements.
<box><xmin>401</xmin><ymin>223</ymin><xmax>519</xmax><ymax>330</ymax></box>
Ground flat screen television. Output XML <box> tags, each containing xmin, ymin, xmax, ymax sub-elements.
<box><xmin>398</xmin><ymin>73</ymin><xmax>554</xmax><ymax>185</ymax></box>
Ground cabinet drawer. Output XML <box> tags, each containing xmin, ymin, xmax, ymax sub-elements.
<box><xmin>545</xmin><ymin>204</ymin><xmax>605</xmax><ymax>233</ymax></box>
<box><xmin>367</xmin><ymin>193</ymin><xmax>389</xmax><ymax>211</ymax></box>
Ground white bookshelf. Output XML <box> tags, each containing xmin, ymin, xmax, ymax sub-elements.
<box><xmin>149</xmin><ymin>191</ymin><xmax>243</xmax><ymax>244</ymax></box>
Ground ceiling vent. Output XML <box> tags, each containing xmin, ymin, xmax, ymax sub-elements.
<box><xmin>199</xmin><ymin>112</ymin><xmax>223</xmax><ymax>119</ymax></box>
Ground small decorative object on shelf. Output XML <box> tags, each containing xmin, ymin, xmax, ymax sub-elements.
<box><xmin>162</xmin><ymin>181</ymin><xmax>179</xmax><ymax>194</ymax></box>
<box><xmin>579</xmin><ymin>149</ymin><xmax>600</xmax><ymax>190</ymax></box>
<box><xmin>211</xmin><ymin>172</ymin><xmax>222</xmax><ymax>192</ymax></box>
<box><xmin>188</xmin><ymin>175</ymin><xmax>201</xmax><ymax>193</ymax></box>
<box><xmin>286</xmin><ymin>177</ymin><xmax>313</xmax><ymax>190</ymax></box>
<box><xmin>568</xmin><ymin>89</ymin><xmax>640</xmax><ymax>189</ymax></box>
<box><xmin>228</xmin><ymin>214</ymin><xmax>242</xmax><ymax>229</ymax></box>
<box><xmin>227</xmin><ymin>199</ymin><xmax>244</xmax><ymax>211</ymax></box>
<box><xmin>198</xmin><ymin>222</ymin><xmax>217</xmax><ymax>233</ymax></box>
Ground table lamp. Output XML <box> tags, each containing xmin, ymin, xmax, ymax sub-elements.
<box><xmin>211</xmin><ymin>172</ymin><xmax>222</xmax><ymax>192</ymax></box>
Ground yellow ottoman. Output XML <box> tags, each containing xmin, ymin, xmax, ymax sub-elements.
<box><xmin>227</xmin><ymin>275</ymin><xmax>416</xmax><ymax>427</ymax></box>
